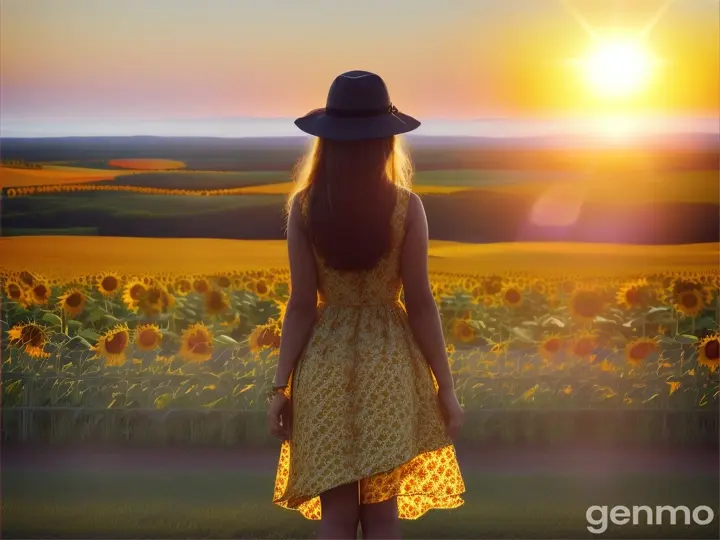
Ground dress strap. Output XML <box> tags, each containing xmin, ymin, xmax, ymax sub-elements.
<box><xmin>391</xmin><ymin>187</ymin><xmax>412</xmax><ymax>249</ymax></box>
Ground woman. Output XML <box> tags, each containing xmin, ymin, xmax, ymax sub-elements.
<box><xmin>268</xmin><ymin>70</ymin><xmax>465</xmax><ymax>540</ymax></box>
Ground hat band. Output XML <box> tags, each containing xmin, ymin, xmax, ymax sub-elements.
<box><xmin>325</xmin><ymin>104</ymin><xmax>398</xmax><ymax>118</ymax></box>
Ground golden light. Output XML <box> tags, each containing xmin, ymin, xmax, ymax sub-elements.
<box><xmin>582</xmin><ymin>39</ymin><xmax>655</xmax><ymax>98</ymax></box>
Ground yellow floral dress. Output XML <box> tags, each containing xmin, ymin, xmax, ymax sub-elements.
<box><xmin>272</xmin><ymin>187</ymin><xmax>465</xmax><ymax>520</ymax></box>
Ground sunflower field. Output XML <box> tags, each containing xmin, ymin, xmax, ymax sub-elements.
<box><xmin>1</xmin><ymin>266</ymin><xmax>718</xmax><ymax>445</ymax></box>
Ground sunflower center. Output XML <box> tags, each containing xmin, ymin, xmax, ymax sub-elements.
<box><xmin>217</xmin><ymin>276</ymin><xmax>231</xmax><ymax>288</ymax></box>
<box><xmin>188</xmin><ymin>332</ymin><xmax>210</xmax><ymax>352</ymax></box>
<box><xmin>505</xmin><ymin>289</ymin><xmax>521</xmax><ymax>304</ymax></box>
<box><xmin>177</xmin><ymin>280</ymin><xmax>191</xmax><ymax>292</ymax></box>
<box><xmin>630</xmin><ymin>342</ymin><xmax>653</xmax><ymax>360</ymax></box>
<box><xmin>106</xmin><ymin>331</ymin><xmax>128</xmax><ymax>354</ymax></box>
<box><xmin>8</xmin><ymin>284</ymin><xmax>22</xmax><ymax>299</ymax></box>
<box><xmin>574</xmin><ymin>338</ymin><xmax>595</xmax><ymax>356</ymax></box>
<box><xmin>544</xmin><ymin>338</ymin><xmax>561</xmax><ymax>353</ymax></box>
<box><xmin>193</xmin><ymin>280</ymin><xmax>209</xmax><ymax>293</ymax></box>
<box><xmin>625</xmin><ymin>288</ymin><xmax>641</xmax><ymax>305</ymax></box>
<box><xmin>256</xmin><ymin>282</ymin><xmax>268</xmax><ymax>295</ymax></box>
<box><xmin>681</xmin><ymin>293</ymin><xmax>698</xmax><ymax>308</ymax></box>
<box><xmin>33</xmin><ymin>284</ymin><xmax>48</xmax><ymax>298</ymax></box>
<box><xmin>102</xmin><ymin>276</ymin><xmax>118</xmax><ymax>291</ymax></box>
<box><xmin>573</xmin><ymin>292</ymin><xmax>603</xmax><ymax>318</ymax></box>
<box><xmin>19</xmin><ymin>271</ymin><xmax>35</xmax><ymax>286</ymax></box>
<box><xmin>22</xmin><ymin>325</ymin><xmax>44</xmax><ymax>346</ymax></box>
<box><xmin>208</xmin><ymin>291</ymin><xmax>226</xmax><ymax>310</ymax></box>
<box><xmin>139</xmin><ymin>329</ymin><xmax>159</xmax><ymax>347</ymax></box>
<box><xmin>705</xmin><ymin>339</ymin><xmax>719</xmax><ymax>360</ymax></box>
<box><xmin>130</xmin><ymin>284</ymin><xmax>146</xmax><ymax>300</ymax></box>
<box><xmin>66</xmin><ymin>292</ymin><xmax>83</xmax><ymax>307</ymax></box>
<box><xmin>147</xmin><ymin>289</ymin><xmax>162</xmax><ymax>304</ymax></box>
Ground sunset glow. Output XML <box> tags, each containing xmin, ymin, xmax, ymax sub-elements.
<box><xmin>582</xmin><ymin>39</ymin><xmax>655</xmax><ymax>98</ymax></box>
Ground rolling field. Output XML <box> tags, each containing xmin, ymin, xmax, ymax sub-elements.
<box><xmin>2</xmin><ymin>236</ymin><xmax>719</xmax><ymax>276</ymax></box>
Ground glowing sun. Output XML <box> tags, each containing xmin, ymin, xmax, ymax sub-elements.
<box><xmin>582</xmin><ymin>39</ymin><xmax>654</xmax><ymax>98</ymax></box>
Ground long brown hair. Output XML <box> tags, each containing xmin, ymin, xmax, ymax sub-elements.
<box><xmin>286</xmin><ymin>135</ymin><xmax>413</xmax><ymax>271</ymax></box>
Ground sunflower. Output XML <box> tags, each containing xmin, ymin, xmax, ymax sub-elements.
<box><xmin>451</xmin><ymin>318</ymin><xmax>475</xmax><ymax>344</ymax></box>
<box><xmin>28</xmin><ymin>282</ymin><xmax>51</xmax><ymax>305</ymax></box>
<box><xmin>625</xmin><ymin>338</ymin><xmax>658</xmax><ymax>366</ymax></box>
<box><xmin>18</xmin><ymin>271</ymin><xmax>36</xmax><ymax>288</ymax></box>
<box><xmin>481</xmin><ymin>276</ymin><xmax>503</xmax><ymax>296</ymax></box>
<box><xmin>137</xmin><ymin>283</ymin><xmax>174</xmax><ymax>317</ymax></box>
<box><xmin>532</xmin><ymin>280</ymin><xmax>549</xmax><ymax>296</ymax></box>
<box><xmin>539</xmin><ymin>335</ymin><xmax>563</xmax><ymax>360</ymax></box>
<box><xmin>215</xmin><ymin>274</ymin><xmax>232</xmax><ymax>289</ymax></box>
<box><xmin>7</xmin><ymin>322</ymin><xmax>51</xmax><ymax>358</ymax></box>
<box><xmin>122</xmin><ymin>280</ymin><xmax>147</xmax><ymax>311</ymax></box>
<box><xmin>673</xmin><ymin>289</ymin><xmax>705</xmax><ymax>317</ymax></box>
<box><xmin>92</xmin><ymin>324</ymin><xmax>130</xmax><ymax>366</ymax></box>
<box><xmin>558</xmin><ymin>278</ymin><xmax>577</xmax><ymax>295</ymax></box>
<box><xmin>4</xmin><ymin>281</ymin><xmax>27</xmax><ymax>304</ymax></box>
<box><xmin>254</xmin><ymin>279</ymin><xmax>270</xmax><ymax>298</ymax></box>
<box><xmin>248</xmin><ymin>322</ymin><xmax>281</xmax><ymax>354</ymax></box>
<box><xmin>58</xmin><ymin>288</ymin><xmax>87</xmax><ymax>317</ymax></box>
<box><xmin>179</xmin><ymin>323</ymin><xmax>214</xmax><ymax>363</ymax></box>
<box><xmin>134</xmin><ymin>324</ymin><xmax>163</xmax><ymax>351</ymax></box>
<box><xmin>569</xmin><ymin>288</ymin><xmax>605</xmax><ymax>323</ymax></box>
<box><xmin>616</xmin><ymin>279</ymin><xmax>653</xmax><ymax>310</ymax></box>
<box><xmin>204</xmin><ymin>289</ymin><xmax>230</xmax><ymax>316</ymax></box>
<box><xmin>500</xmin><ymin>284</ymin><xmax>523</xmax><ymax>308</ymax></box>
<box><xmin>192</xmin><ymin>278</ymin><xmax>210</xmax><ymax>294</ymax></box>
<box><xmin>697</xmin><ymin>334</ymin><xmax>719</xmax><ymax>372</ymax></box>
<box><xmin>172</xmin><ymin>277</ymin><xmax>193</xmax><ymax>296</ymax></box>
<box><xmin>97</xmin><ymin>273</ymin><xmax>122</xmax><ymax>296</ymax></box>
<box><xmin>568</xmin><ymin>331</ymin><xmax>597</xmax><ymax>359</ymax></box>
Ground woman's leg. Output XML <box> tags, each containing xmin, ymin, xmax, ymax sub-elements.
<box><xmin>359</xmin><ymin>497</ymin><xmax>401</xmax><ymax>539</ymax></box>
<box><xmin>319</xmin><ymin>482</ymin><xmax>360</xmax><ymax>540</ymax></box>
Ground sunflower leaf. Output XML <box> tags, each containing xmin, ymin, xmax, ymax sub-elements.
<box><xmin>543</xmin><ymin>317</ymin><xmax>565</xmax><ymax>328</ymax></box>
<box><xmin>216</xmin><ymin>334</ymin><xmax>239</xmax><ymax>346</ymax></box>
<box><xmin>510</xmin><ymin>327</ymin><xmax>534</xmax><ymax>343</ymax></box>
<box><xmin>41</xmin><ymin>312</ymin><xmax>62</xmax><ymax>327</ymax></box>
<box><xmin>676</xmin><ymin>334</ymin><xmax>699</xmax><ymax>344</ymax></box>
<box><xmin>78</xmin><ymin>329</ymin><xmax>101</xmax><ymax>342</ymax></box>
<box><xmin>66</xmin><ymin>319</ymin><xmax>83</xmax><ymax>331</ymax></box>
<box><xmin>694</xmin><ymin>317</ymin><xmax>718</xmax><ymax>331</ymax></box>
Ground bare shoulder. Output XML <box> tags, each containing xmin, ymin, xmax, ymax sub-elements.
<box><xmin>404</xmin><ymin>190</ymin><xmax>425</xmax><ymax>228</ymax></box>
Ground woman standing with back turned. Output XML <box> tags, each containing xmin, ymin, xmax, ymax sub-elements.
<box><xmin>268</xmin><ymin>70</ymin><xmax>466</xmax><ymax>540</ymax></box>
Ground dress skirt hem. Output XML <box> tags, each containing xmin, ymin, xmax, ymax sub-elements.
<box><xmin>273</xmin><ymin>441</ymin><xmax>465</xmax><ymax>521</ymax></box>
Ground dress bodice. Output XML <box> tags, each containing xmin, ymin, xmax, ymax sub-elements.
<box><xmin>301</xmin><ymin>187</ymin><xmax>411</xmax><ymax>307</ymax></box>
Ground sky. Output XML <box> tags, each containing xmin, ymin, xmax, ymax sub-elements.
<box><xmin>0</xmin><ymin>0</ymin><xmax>718</xmax><ymax>135</ymax></box>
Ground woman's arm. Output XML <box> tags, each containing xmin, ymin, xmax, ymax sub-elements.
<box><xmin>400</xmin><ymin>192</ymin><xmax>454</xmax><ymax>393</ymax></box>
<box><xmin>272</xmin><ymin>196</ymin><xmax>319</xmax><ymax>387</ymax></box>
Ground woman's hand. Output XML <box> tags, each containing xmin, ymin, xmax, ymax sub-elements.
<box><xmin>267</xmin><ymin>392</ymin><xmax>292</xmax><ymax>441</ymax></box>
<box><xmin>438</xmin><ymin>387</ymin><xmax>464</xmax><ymax>440</ymax></box>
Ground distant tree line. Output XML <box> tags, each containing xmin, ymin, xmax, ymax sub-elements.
<box><xmin>1</xmin><ymin>159</ymin><xmax>43</xmax><ymax>169</ymax></box>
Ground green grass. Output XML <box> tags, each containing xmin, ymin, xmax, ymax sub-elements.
<box><xmin>3</xmin><ymin>192</ymin><xmax>283</xmax><ymax>219</ymax></box>
<box><xmin>2</xmin><ymin>469</ymin><xmax>717</xmax><ymax>538</ymax></box>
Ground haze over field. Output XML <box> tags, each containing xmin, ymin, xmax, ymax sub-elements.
<box><xmin>1</xmin><ymin>0</ymin><xmax>717</xmax><ymax>138</ymax></box>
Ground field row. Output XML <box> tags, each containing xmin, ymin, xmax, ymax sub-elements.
<box><xmin>2</xmin><ymin>263</ymin><xmax>718</xmax><ymax>415</ymax></box>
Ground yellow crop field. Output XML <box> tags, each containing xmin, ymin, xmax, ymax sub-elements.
<box><xmin>1</xmin><ymin>236</ymin><xmax>718</xmax><ymax>277</ymax></box>
<box><xmin>0</xmin><ymin>165</ymin><xmax>137</xmax><ymax>188</ymax></box>
<box><xmin>107</xmin><ymin>159</ymin><xmax>186</xmax><ymax>170</ymax></box>
<box><xmin>207</xmin><ymin>170</ymin><xmax>720</xmax><ymax>203</ymax></box>
<box><xmin>482</xmin><ymin>170</ymin><xmax>719</xmax><ymax>205</ymax></box>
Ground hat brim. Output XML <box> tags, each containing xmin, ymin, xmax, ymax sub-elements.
<box><xmin>294</xmin><ymin>108</ymin><xmax>421</xmax><ymax>141</ymax></box>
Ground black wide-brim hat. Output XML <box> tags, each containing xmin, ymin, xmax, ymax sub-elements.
<box><xmin>294</xmin><ymin>70</ymin><xmax>421</xmax><ymax>141</ymax></box>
